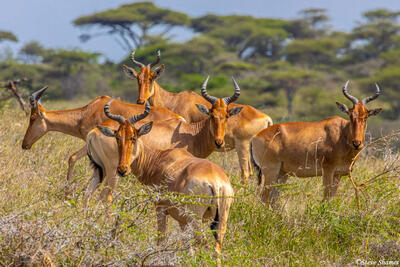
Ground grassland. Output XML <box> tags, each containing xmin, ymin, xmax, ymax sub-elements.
<box><xmin>0</xmin><ymin>99</ymin><xmax>399</xmax><ymax>266</ymax></box>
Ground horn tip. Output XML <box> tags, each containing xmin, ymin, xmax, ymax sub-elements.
<box><xmin>375</xmin><ymin>83</ymin><xmax>381</xmax><ymax>92</ymax></box>
<box><xmin>202</xmin><ymin>75</ymin><xmax>210</xmax><ymax>85</ymax></box>
<box><xmin>106</xmin><ymin>99</ymin><xmax>114</xmax><ymax>106</ymax></box>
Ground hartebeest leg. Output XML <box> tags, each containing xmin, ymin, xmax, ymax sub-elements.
<box><xmin>213</xmin><ymin>188</ymin><xmax>234</xmax><ymax>256</ymax></box>
<box><xmin>84</xmin><ymin>168</ymin><xmax>102</xmax><ymax>209</ymax></box>
<box><xmin>98</xmin><ymin>159</ymin><xmax>119</xmax><ymax>203</ymax></box>
<box><xmin>260</xmin><ymin>162</ymin><xmax>281</xmax><ymax>207</ymax></box>
<box><xmin>156</xmin><ymin>205</ymin><xmax>169</xmax><ymax>245</ymax></box>
<box><xmin>65</xmin><ymin>145</ymin><xmax>87</xmax><ymax>197</ymax></box>
<box><xmin>100</xmin><ymin>172</ymin><xmax>118</xmax><ymax>203</ymax></box>
<box><xmin>235</xmin><ymin>139</ymin><xmax>251</xmax><ymax>184</ymax></box>
<box><xmin>67</xmin><ymin>145</ymin><xmax>87</xmax><ymax>182</ymax></box>
<box><xmin>331</xmin><ymin>174</ymin><xmax>342</xmax><ymax>197</ymax></box>
<box><xmin>269</xmin><ymin>172</ymin><xmax>288</xmax><ymax>210</ymax></box>
<box><xmin>322</xmin><ymin>167</ymin><xmax>335</xmax><ymax>200</ymax></box>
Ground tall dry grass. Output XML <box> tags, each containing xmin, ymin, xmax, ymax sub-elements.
<box><xmin>0</xmin><ymin>99</ymin><xmax>399</xmax><ymax>266</ymax></box>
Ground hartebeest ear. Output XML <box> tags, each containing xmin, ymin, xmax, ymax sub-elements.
<box><xmin>153</xmin><ymin>64</ymin><xmax>165</xmax><ymax>78</ymax></box>
<box><xmin>368</xmin><ymin>108</ymin><xmax>382</xmax><ymax>117</ymax></box>
<box><xmin>196</xmin><ymin>104</ymin><xmax>209</xmax><ymax>115</ymax></box>
<box><xmin>122</xmin><ymin>65</ymin><xmax>138</xmax><ymax>79</ymax></box>
<box><xmin>97</xmin><ymin>126</ymin><xmax>116</xmax><ymax>137</ymax></box>
<box><xmin>229</xmin><ymin>106</ymin><xmax>243</xmax><ymax>116</ymax></box>
<box><xmin>137</xmin><ymin>121</ymin><xmax>153</xmax><ymax>137</ymax></box>
<box><xmin>336</xmin><ymin>102</ymin><xmax>349</xmax><ymax>114</ymax></box>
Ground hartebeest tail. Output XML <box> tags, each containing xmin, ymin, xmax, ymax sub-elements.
<box><xmin>249</xmin><ymin>141</ymin><xmax>262</xmax><ymax>185</ymax></box>
<box><xmin>250</xmin><ymin>81</ymin><xmax>382</xmax><ymax>207</ymax></box>
<box><xmin>87</xmin><ymin>150</ymin><xmax>104</xmax><ymax>183</ymax></box>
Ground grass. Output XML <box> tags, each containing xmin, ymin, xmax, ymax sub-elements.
<box><xmin>0</xmin><ymin>99</ymin><xmax>399</xmax><ymax>266</ymax></box>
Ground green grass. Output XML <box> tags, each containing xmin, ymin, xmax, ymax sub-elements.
<box><xmin>0</xmin><ymin>99</ymin><xmax>399</xmax><ymax>266</ymax></box>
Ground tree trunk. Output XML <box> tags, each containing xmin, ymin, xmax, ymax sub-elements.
<box><xmin>286</xmin><ymin>88</ymin><xmax>295</xmax><ymax>121</ymax></box>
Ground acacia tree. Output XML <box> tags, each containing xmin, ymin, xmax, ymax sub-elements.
<box><xmin>286</xmin><ymin>8</ymin><xmax>330</xmax><ymax>39</ymax></box>
<box><xmin>191</xmin><ymin>15</ymin><xmax>289</xmax><ymax>59</ymax></box>
<box><xmin>265</xmin><ymin>66</ymin><xmax>319</xmax><ymax>119</ymax></box>
<box><xmin>0</xmin><ymin>30</ymin><xmax>18</xmax><ymax>43</ymax></box>
<box><xmin>285</xmin><ymin>35</ymin><xmax>347</xmax><ymax>66</ymax></box>
<box><xmin>73</xmin><ymin>2</ymin><xmax>190</xmax><ymax>52</ymax></box>
<box><xmin>19</xmin><ymin>41</ymin><xmax>45</xmax><ymax>64</ymax></box>
<box><xmin>350</xmin><ymin>9</ymin><xmax>400</xmax><ymax>60</ymax></box>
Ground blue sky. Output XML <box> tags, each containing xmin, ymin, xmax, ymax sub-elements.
<box><xmin>0</xmin><ymin>0</ymin><xmax>399</xmax><ymax>61</ymax></box>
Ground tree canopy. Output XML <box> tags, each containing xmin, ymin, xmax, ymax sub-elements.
<box><xmin>73</xmin><ymin>2</ymin><xmax>190</xmax><ymax>51</ymax></box>
<box><xmin>1</xmin><ymin>4</ymin><xmax>400</xmax><ymax>129</ymax></box>
<box><xmin>0</xmin><ymin>30</ymin><xmax>18</xmax><ymax>43</ymax></box>
<box><xmin>192</xmin><ymin>15</ymin><xmax>289</xmax><ymax>59</ymax></box>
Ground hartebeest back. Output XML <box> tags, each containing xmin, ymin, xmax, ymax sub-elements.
<box><xmin>21</xmin><ymin>87</ymin><xmax>183</xmax><ymax>190</ymax></box>
<box><xmin>122</xmin><ymin>50</ymin><xmax>273</xmax><ymax>184</ymax></box>
<box><xmin>89</xmin><ymin>100</ymin><xmax>234</xmax><ymax>257</ymax></box>
<box><xmin>250</xmin><ymin>82</ymin><xmax>382</xmax><ymax>207</ymax></box>
<box><xmin>84</xmin><ymin>79</ymin><xmax>244</xmax><ymax>203</ymax></box>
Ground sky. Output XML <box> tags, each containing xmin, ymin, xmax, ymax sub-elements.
<box><xmin>0</xmin><ymin>0</ymin><xmax>399</xmax><ymax>62</ymax></box>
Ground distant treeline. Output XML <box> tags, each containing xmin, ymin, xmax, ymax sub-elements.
<box><xmin>0</xmin><ymin>2</ymin><xmax>399</xmax><ymax>125</ymax></box>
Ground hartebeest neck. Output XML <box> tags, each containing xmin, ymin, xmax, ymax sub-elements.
<box><xmin>131</xmin><ymin>141</ymin><xmax>167</xmax><ymax>186</ymax></box>
<box><xmin>180</xmin><ymin>118</ymin><xmax>216</xmax><ymax>158</ymax></box>
<box><xmin>150</xmin><ymin>82</ymin><xmax>177</xmax><ymax>109</ymax></box>
<box><xmin>43</xmin><ymin>108</ymin><xmax>85</xmax><ymax>139</ymax></box>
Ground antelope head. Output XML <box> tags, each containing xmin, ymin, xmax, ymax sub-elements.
<box><xmin>196</xmin><ymin>76</ymin><xmax>243</xmax><ymax>149</ymax></box>
<box><xmin>336</xmin><ymin>81</ymin><xmax>382</xmax><ymax>150</ymax></box>
<box><xmin>97</xmin><ymin>100</ymin><xmax>153</xmax><ymax>176</ymax></box>
<box><xmin>22</xmin><ymin>86</ymin><xmax>49</xmax><ymax>149</ymax></box>
<box><xmin>122</xmin><ymin>50</ymin><xmax>164</xmax><ymax>104</ymax></box>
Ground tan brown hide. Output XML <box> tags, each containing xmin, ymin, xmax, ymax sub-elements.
<box><xmin>86</xmin><ymin>102</ymin><xmax>234</xmax><ymax>257</ymax></box>
<box><xmin>84</xmin><ymin>90</ymin><xmax>244</xmax><ymax>203</ymax></box>
<box><xmin>122</xmin><ymin>50</ymin><xmax>273</xmax><ymax>184</ymax></box>
<box><xmin>250</xmin><ymin>82</ymin><xmax>382</xmax><ymax>207</ymax></box>
<box><xmin>21</xmin><ymin>87</ymin><xmax>183</xmax><ymax>188</ymax></box>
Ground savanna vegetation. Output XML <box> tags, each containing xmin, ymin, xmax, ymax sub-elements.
<box><xmin>0</xmin><ymin>2</ymin><xmax>399</xmax><ymax>266</ymax></box>
<box><xmin>0</xmin><ymin>100</ymin><xmax>399</xmax><ymax>265</ymax></box>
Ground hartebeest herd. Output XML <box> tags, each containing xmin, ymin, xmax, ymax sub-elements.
<box><xmin>21</xmin><ymin>50</ymin><xmax>382</xmax><ymax>258</ymax></box>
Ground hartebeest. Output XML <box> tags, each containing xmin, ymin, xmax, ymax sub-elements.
<box><xmin>250</xmin><ymin>82</ymin><xmax>382</xmax><ymax>206</ymax></box>
<box><xmin>122</xmin><ymin>50</ymin><xmax>273</xmax><ymax>184</ymax></box>
<box><xmin>84</xmin><ymin>79</ymin><xmax>243</xmax><ymax>203</ymax></box>
<box><xmin>21</xmin><ymin>87</ymin><xmax>183</xmax><ymax>190</ymax></box>
<box><xmin>87</xmin><ymin>100</ymin><xmax>234</xmax><ymax>257</ymax></box>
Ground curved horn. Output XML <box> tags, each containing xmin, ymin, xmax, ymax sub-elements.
<box><xmin>342</xmin><ymin>81</ymin><xmax>358</xmax><ymax>105</ymax></box>
<box><xmin>128</xmin><ymin>100</ymin><xmax>151</xmax><ymax>125</ymax></box>
<box><xmin>104</xmin><ymin>99</ymin><xmax>125</xmax><ymax>124</ymax></box>
<box><xmin>362</xmin><ymin>83</ymin><xmax>381</xmax><ymax>104</ymax></box>
<box><xmin>223</xmin><ymin>77</ymin><xmax>241</xmax><ymax>105</ymax></box>
<box><xmin>149</xmin><ymin>50</ymin><xmax>161</xmax><ymax>68</ymax></box>
<box><xmin>200</xmin><ymin>76</ymin><xmax>217</xmax><ymax>104</ymax></box>
<box><xmin>29</xmin><ymin>86</ymin><xmax>48</xmax><ymax>107</ymax></box>
<box><xmin>130</xmin><ymin>50</ymin><xmax>145</xmax><ymax>68</ymax></box>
